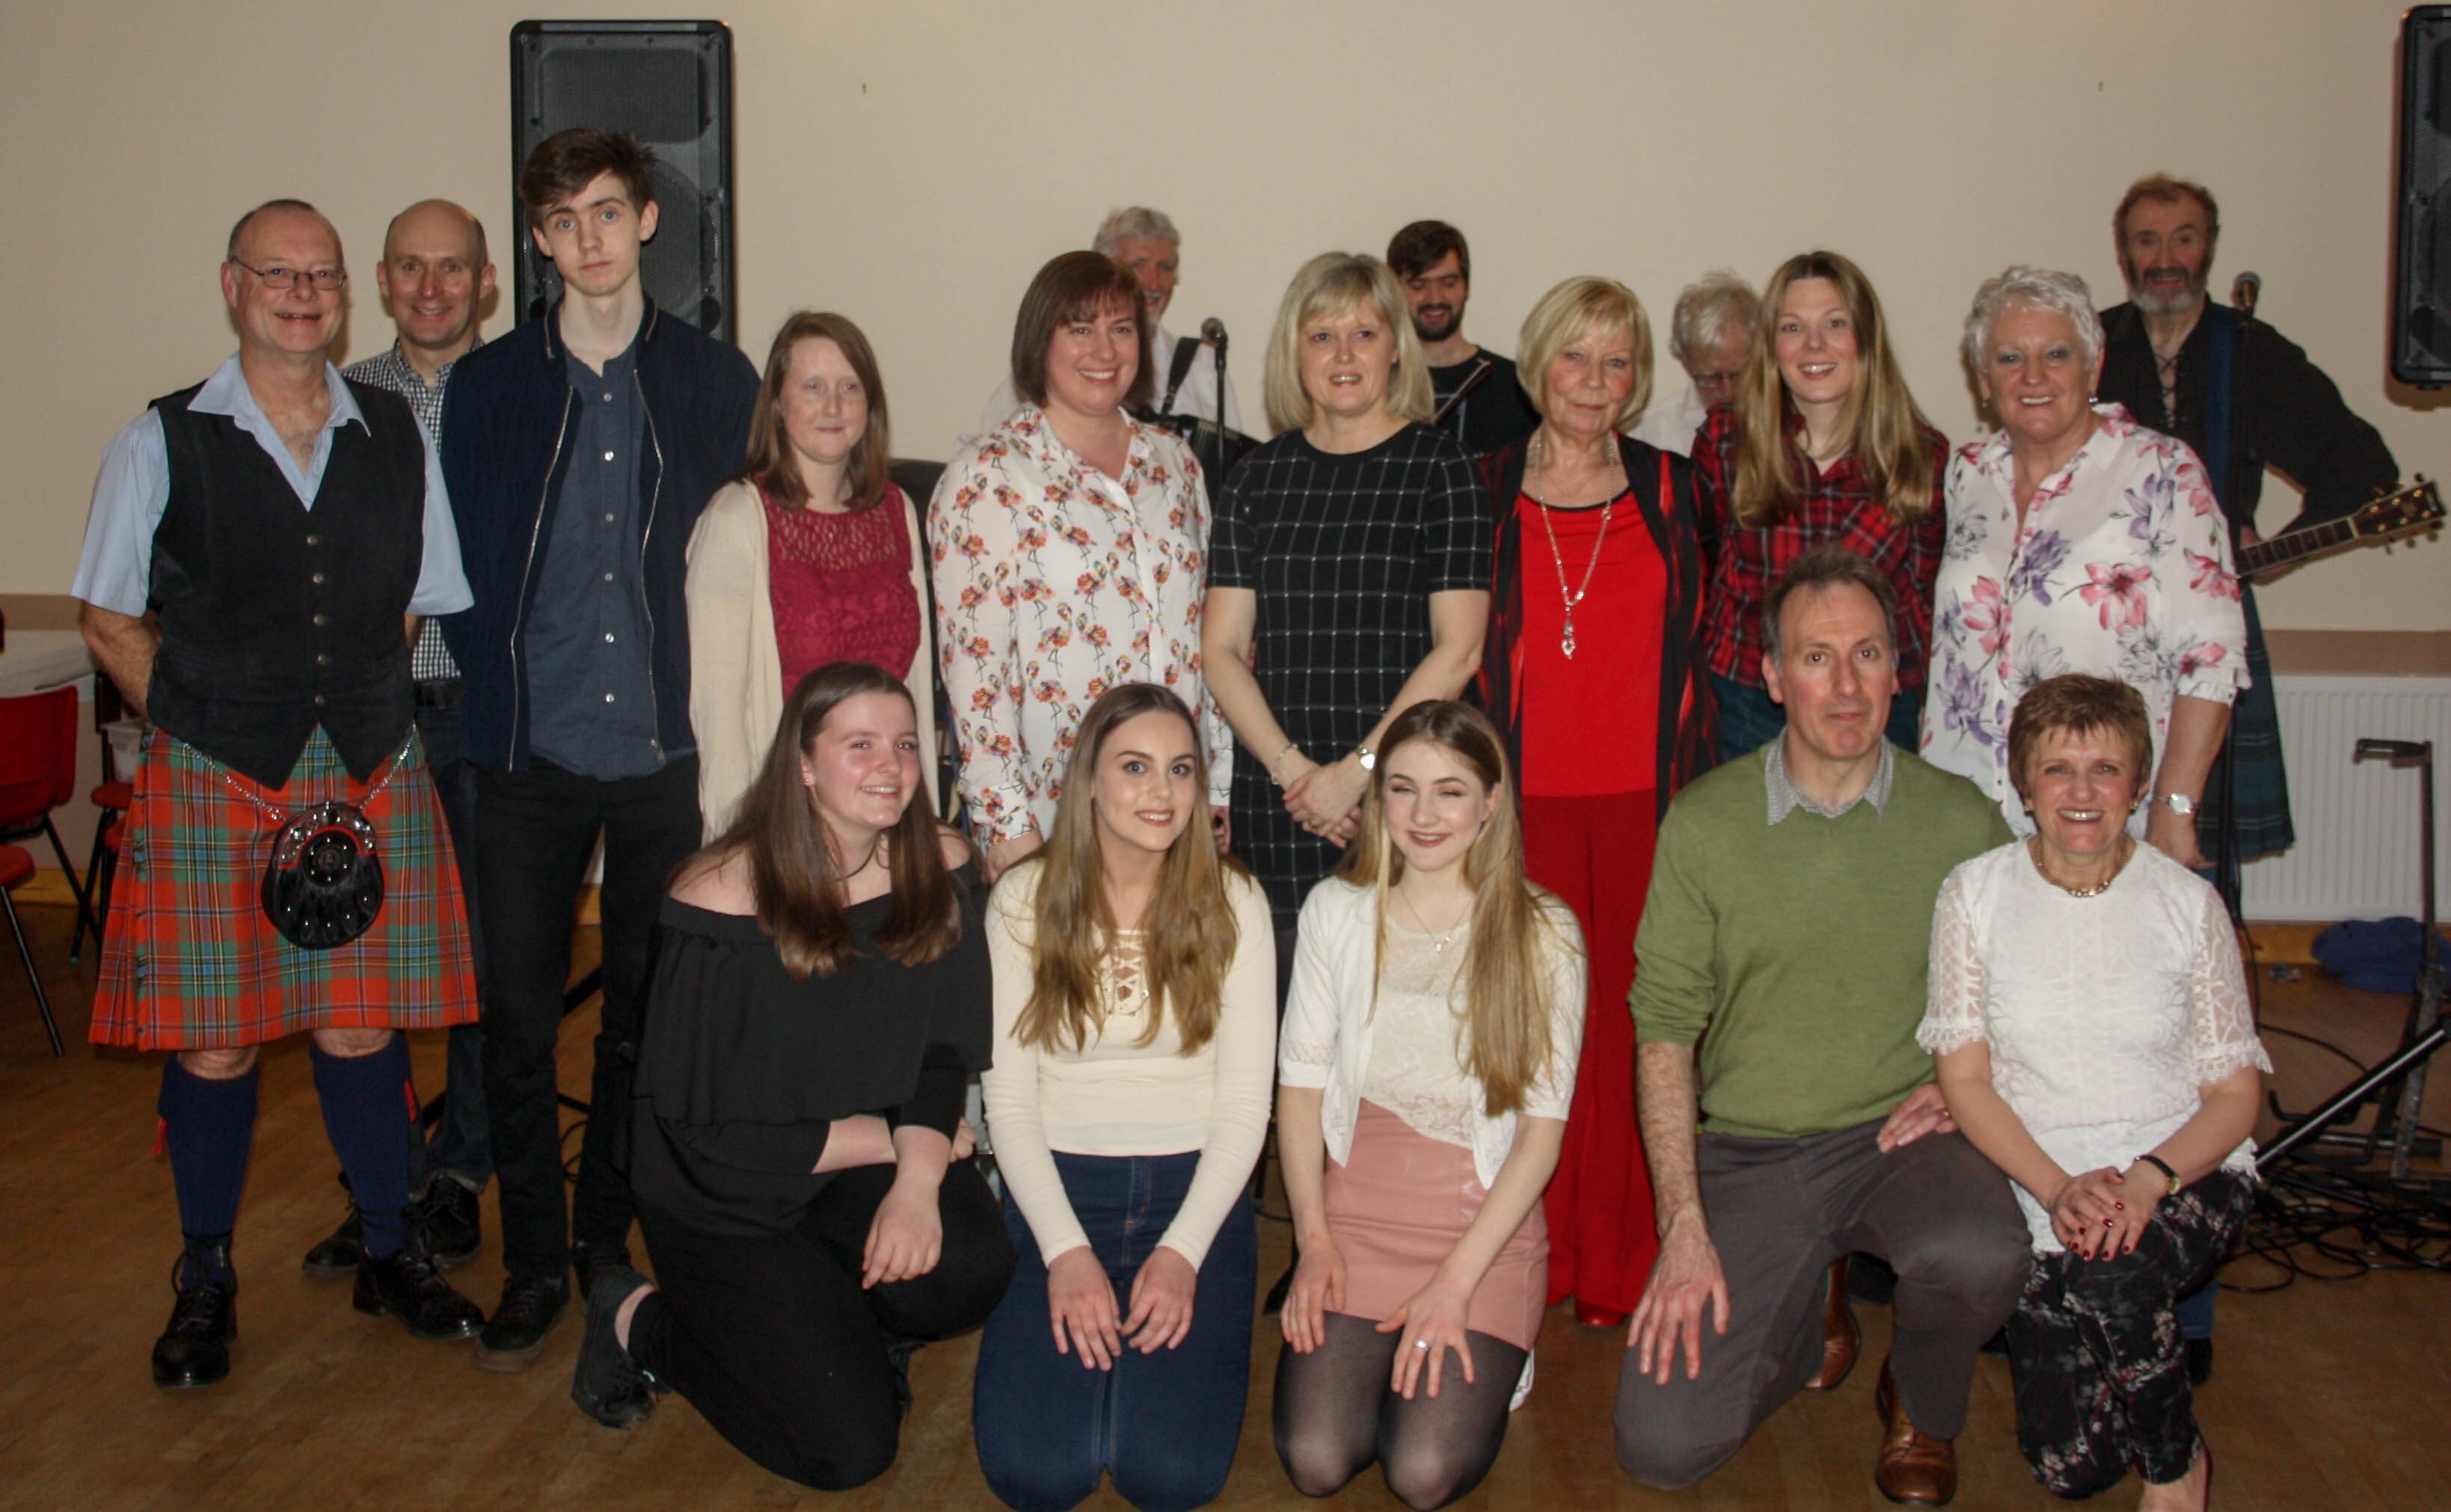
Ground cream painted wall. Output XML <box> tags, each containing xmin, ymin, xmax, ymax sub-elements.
<box><xmin>5</xmin><ymin>0</ymin><xmax>2442</xmax><ymax>628</ymax></box>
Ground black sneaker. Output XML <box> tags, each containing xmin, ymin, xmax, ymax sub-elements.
<box><xmin>570</xmin><ymin>1264</ymin><xmax>658</xmax><ymax>1428</ymax></box>
<box><xmin>152</xmin><ymin>1247</ymin><xmax>237</xmax><ymax>1389</ymax></box>
<box><xmin>353</xmin><ymin>1238</ymin><xmax>485</xmax><ymax>1340</ymax></box>
<box><xmin>475</xmin><ymin>1272</ymin><xmax>569</xmax><ymax>1371</ymax></box>
<box><xmin>414</xmin><ymin>1178</ymin><xmax>482</xmax><ymax>1268</ymax></box>
<box><xmin>301</xmin><ymin>1173</ymin><xmax>363</xmax><ymax>1276</ymax></box>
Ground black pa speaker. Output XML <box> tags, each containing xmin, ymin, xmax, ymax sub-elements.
<box><xmin>510</xmin><ymin>19</ymin><xmax>735</xmax><ymax>343</ymax></box>
<box><xmin>2396</xmin><ymin>6</ymin><xmax>2451</xmax><ymax>387</ymax></box>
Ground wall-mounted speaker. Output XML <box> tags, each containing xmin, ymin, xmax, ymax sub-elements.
<box><xmin>510</xmin><ymin>20</ymin><xmax>735</xmax><ymax>343</ymax></box>
<box><xmin>2396</xmin><ymin>5</ymin><xmax>2451</xmax><ymax>387</ymax></box>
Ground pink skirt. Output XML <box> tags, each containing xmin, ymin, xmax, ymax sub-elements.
<box><xmin>1323</xmin><ymin>1100</ymin><xmax>1550</xmax><ymax>1352</ymax></box>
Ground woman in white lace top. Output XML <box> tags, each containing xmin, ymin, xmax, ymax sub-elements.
<box><xmin>1272</xmin><ymin>701</ymin><xmax>1586</xmax><ymax>1511</ymax></box>
<box><xmin>1918</xmin><ymin>674</ymin><xmax>2266</xmax><ymax>1512</ymax></box>
<box><xmin>973</xmin><ymin>683</ymin><xmax>1276</xmax><ymax>1512</ymax></box>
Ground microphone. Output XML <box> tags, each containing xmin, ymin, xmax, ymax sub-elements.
<box><xmin>1200</xmin><ymin>316</ymin><xmax>1227</xmax><ymax>354</ymax></box>
<box><xmin>2231</xmin><ymin>271</ymin><xmax>2260</xmax><ymax>317</ymax></box>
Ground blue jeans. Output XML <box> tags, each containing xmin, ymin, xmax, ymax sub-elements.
<box><xmin>974</xmin><ymin>1151</ymin><xmax>1257</xmax><ymax>1512</ymax></box>
<box><xmin>1710</xmin><ymin>671</ymin><xmax>1924</xmax><ymax>766</ymax></box>
<box><xmin>409</xmin><ymin>692</ymin><xmax>489</xmax><ymax>1194</ymax></box>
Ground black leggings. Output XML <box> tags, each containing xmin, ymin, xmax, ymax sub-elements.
<box><xmin>1273</xmin><ymin>1313</ymin><xmax>1527</xmax><ymax>1511</ymax></box>
<box><xmin>631</xmin><ymin>1161</ymin><xmax>1014</xmax><ymax>1491</ymax></box>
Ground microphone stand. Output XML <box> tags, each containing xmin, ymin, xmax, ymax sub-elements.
<box><xmin>2258</xmin><ymin>739</ymin><xmax>2444</xmax><ymax>1176</ymax></box>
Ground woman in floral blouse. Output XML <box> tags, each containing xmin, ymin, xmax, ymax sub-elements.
<box><xmin>929</xmin><ymin>251</ymin><xmax>1229</xmax><ymax>881</ymax></box>
<box><xmin>1921</xmin><ymin>266</ymin><xmax>2246</xmax><ymax>867</ymax></box>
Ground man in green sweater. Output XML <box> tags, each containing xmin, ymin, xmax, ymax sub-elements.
<box><xmin>1613</xmin><ymin>546</ymin><xmax>2027</xmax><ymax>1507</ymax></box>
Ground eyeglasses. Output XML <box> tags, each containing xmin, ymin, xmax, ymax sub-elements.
<box><xmin>230</xmin><ymin>258</ymin><xmax>347</xmax><ymax>292</ymax></box>
<box><xmin>1691</xmin><ymin>369</ymin><xmax>1743</xmax><ymax>393</ymax></box>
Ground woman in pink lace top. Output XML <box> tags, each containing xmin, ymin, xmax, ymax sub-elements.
<box><xmin>689</xmin><ymin>312</ymin><xmax>939</xmax><ymax>836</ymax></box>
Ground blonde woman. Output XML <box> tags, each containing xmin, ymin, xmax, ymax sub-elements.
<box><xmin>1202</xmin><ymin>253</ymin><xmax>1490</xmax><ymax>940</ymax></box>
<box><xmin>1273</xmin><ymin>701</ymin><xmax>1586</xmax><ymax>1512</ymax></box>
<box><xmin>973</xmin><ymin>683</ymin><xmax>1276</xmax><ymax>1512</ymax></box>
<box><xmin>1693</xmin><ymin>251</ymin><xmax>1948</xmax><ymax>760</ymax></box>
<box><xmin>1474</xmin><ymin>277</ymin><xmax>1715</xmax><ymax>1330</ymax></box>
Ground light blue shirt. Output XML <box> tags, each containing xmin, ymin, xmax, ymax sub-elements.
<box><xmin>70</xmin><ymin>354</ymin><xmax>472</xmax><ymax>618</ymax></box>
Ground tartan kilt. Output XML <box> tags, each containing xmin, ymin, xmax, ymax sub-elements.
<box><xmin>2198</xmin><ymin>587</ymin><xmax>2294</xmax><ymax>864</ymax></box>
<box><xmin>90</xmin><ymin>725</ymin><xmax>479</xmax><ymax>1051</ymax></box>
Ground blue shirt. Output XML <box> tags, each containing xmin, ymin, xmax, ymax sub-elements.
<box><xmin>521</xmin><ymin>341</ymin><xmax>670</xmax><ymax>780</ymax></box>
<box><xmin>71</xmin><ymin>354</ymin><xmax>470</xmax><ymax>618</ymax></box>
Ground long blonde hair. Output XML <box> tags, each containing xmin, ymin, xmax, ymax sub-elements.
<box><xmin>1333</xmin><ymin>701</ymin><xmax>1569</xmax><ymax>1117</ymax></box>
<box><xmin>1730</xmin><ymin>251</ymin><xmax>1936</xmax><ymax>528</ymax></box>
<box><xmin>1010</xmin><ymin>683</ymin><xmax>1244</xmax><ymax>1054</ymax></box>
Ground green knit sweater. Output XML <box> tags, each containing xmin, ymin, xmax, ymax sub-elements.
<box><xmin>1631</xmin><ymin>745</ymin><xmax>2013</xmax><ymax>1138</ymax></box>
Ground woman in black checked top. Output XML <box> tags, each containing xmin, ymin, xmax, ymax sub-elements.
<box><xmin>1203</xmin><ymin>252</ymin><xmax>1493</xmax><ymax>938</ymax></box>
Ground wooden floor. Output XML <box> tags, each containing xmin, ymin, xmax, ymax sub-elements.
<box><xmin>1</xmin><ymin>899</ymin><xmax>2446</xmax><ymax>1511</ymax></box>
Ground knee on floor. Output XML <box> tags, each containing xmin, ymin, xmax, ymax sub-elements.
<box><xmin>1613</xmin><ymin>1416</ymin><xmax>1741</xmax><ymax>1492</ymax></box>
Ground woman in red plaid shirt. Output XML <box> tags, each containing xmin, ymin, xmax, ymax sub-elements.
<box><xmin>1691</xmin><ymin>251</ymin><xmax>1948</xmax><ymax>763</ymax></box>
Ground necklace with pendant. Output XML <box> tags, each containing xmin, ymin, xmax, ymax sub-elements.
<box><xmin>1530</xmin><ymin>431</ymin><xmax>1616</xmax><ymax>660</ymax></box>
<box><xmin>2029</xmin><ymin>833</ymin><xmax>2134</xmax><ymax>898</ymax></box>
<box><xmin>1396</xmin><ymin>888</ymin><xmax>1468</xmax><ymax>956</ymax></box>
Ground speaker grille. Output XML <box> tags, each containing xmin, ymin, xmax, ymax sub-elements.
<box><xmin>511</xmin><ymin>22</ymin><xmax>734</xmax><ymax>343</ymax></box>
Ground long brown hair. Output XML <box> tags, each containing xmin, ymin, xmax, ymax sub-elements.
<box><xmin>1730</xmin><ymin>251</ymin><xmax>1936</xmax><ymax>528</ymax></box>
<box><xmin>741</xmin><ymin>310</ymin><xmax>894</xmax><ymax>512</ymax></box>
<box><xmin>711</xmin><ymin>662</ymin><xmax>967</xmax><ymax>978</ymax></box>
<box><xmin>1333</xmin><ymin>701</ymin><xmax>1571</xmax><ymax>1117</ymax></box>
<box><xmin>1009</xmin><ymin>683</ymin><xmax>1243</xmax><ymax>1054</ymax></box>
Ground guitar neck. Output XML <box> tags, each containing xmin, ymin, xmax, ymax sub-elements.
<box><xmin>2236</xmin><ymin>518</ymin><xmax>2356</xmax><ymax>576</ymax></box>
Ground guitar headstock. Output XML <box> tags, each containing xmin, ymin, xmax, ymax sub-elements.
<box><xmin>2347</xmin><ymin>477</ymin><xmax>2445</xmax><ymax>541</ymax></box>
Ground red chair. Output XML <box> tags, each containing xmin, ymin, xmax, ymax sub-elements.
<box><xmin>70</xmin><ymin>780</ymin><xmax>132</xmax><ymax>962</ymax></box>
<box><xmin>0</xmin><ymin>845</ymin><xmax>65</xmax><ymax>1055</ymax></box>
<box><xmin>0</xmin><ymin>687</ymin><xmax>101</xmax><ymax>951</ymax></box>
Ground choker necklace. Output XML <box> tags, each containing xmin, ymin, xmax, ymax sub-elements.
<box><xmin>1529</xmin><ymin>431</ymin><xmax>1618</xmax><ymax>660</ymax></box>
<box><xmin>1395</xmin><ymin>888</ymin><xmax>1469</xmax><ymax>956</ymax></box>
<box><xmin>2029</xmin><ymin>833</ymin><xmax>2133</xmax><ymax>898</ymax></box>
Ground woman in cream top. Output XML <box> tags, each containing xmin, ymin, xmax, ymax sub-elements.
<box><xmin>973</xmin><ymin>683</ymin><xmax>1274</xmax><ymax>1512</ymax></box>
<box><xmin>1274</xmin><ymin>700</ymin><xmax>1585</xmax><ymax>1512</ymax></box>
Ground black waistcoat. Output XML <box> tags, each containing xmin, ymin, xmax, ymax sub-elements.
<box><xmin>147</xmin><ymin>379</ymin><xmax>425</xmax><ymax>787</ymax></box>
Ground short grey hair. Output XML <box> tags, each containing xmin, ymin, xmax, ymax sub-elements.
<box><xmin>1093</xmin><ymin>206</ymin><xmax>1180</xmax><ymax>257</ymax></box>
<box><xmin>1761</xmin><ymin>545</ymin><xmax>1897</xmax><ymax>666</ymax></box>
<box><xmin>1961</xmin><ymin>265</ymin><xmax>2103</xmax><ymax>374</ymax></box>
<box><xmin>1669</xmin><ymin>271</ymin><xmax>1759</xmax><ymax>366</ymax></box>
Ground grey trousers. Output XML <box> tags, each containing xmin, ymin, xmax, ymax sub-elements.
<box><xmin>1613</xmin><ymin>1119</ymin><xmax>2031</xmax><ymax>1490</ymax></box>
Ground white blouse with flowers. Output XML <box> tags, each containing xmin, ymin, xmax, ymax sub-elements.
<box><xmin>1921</xmin><ymin>404</ymin><xmax>2247</xmax><ymax>833</ymax></box>
<box><xmin>927</xmin><ymin>406</ymin><xmax>1230</xmax><ymax>843</ymax></box>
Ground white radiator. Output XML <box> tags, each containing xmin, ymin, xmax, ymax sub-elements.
<box><xmin>2242</xmin><ymin>673</ymin><xmax>2451</xmax><ymax>921</ymax></box>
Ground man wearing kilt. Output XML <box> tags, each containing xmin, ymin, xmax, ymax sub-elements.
<box><xmin>73</xmin><ymin>199</ymin><xmax>487</xmax><ymax>1388</ymax></box>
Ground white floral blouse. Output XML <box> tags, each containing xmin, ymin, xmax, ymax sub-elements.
<box><xmin>927</xmin><ymin>406</ymin><xmax>1230</xmax><ymax>842</ymax></box>
<box><xmin>1921</xmin><ymin>404</ymin><xmax>2248</xmax><ymax>832</ymax></box>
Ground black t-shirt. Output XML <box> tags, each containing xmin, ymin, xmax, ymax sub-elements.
<box><xmin>631</xmin><ymin>867</ymin><xmax>993</xmax><ymax>1235</ymax></box>
<box><xmin>1428</xmin><ymin>350</ymin><xmax>1540</xmax><ymax>458</ymax></box>
<box><xmin>1208</xmin><ymin>422</ymin><xmax>1491</xmax><ymax>926</ymax></box>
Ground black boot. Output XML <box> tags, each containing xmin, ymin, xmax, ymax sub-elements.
<box><xmin>301</xmin><ymin>1171</ymin><xmax>363</xmax><ymax>1276</ymax></box>
<box><xmin>353</xmin><ymin>1232</ymin><xmax>485</xmax><ymax>1340</ymax></box>
<box><xmin>152</xmin><ymin>1242</ymin><xmax>237</xmax><ymax>1389</ymax></box>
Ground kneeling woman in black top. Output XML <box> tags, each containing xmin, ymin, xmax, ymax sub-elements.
<box><xmin>570</xmin><ymin>660</ymin><xmax>1015</xmax><ymax>1490</ymax></box>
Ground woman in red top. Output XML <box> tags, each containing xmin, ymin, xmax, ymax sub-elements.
<box><xmin>689</xmin><ymin>312</ymin><xmax>939</xmax><ymax>837</ymax></box>
<box><xmin>1692</xmin><ymin>251</ymin><xmax>1948</xmax><ymax>762</ymax></box>
<box><xmin>1476</xmin><ymin>277</ymin><xmax>1712</xmax><ymax>1329</ymax></box>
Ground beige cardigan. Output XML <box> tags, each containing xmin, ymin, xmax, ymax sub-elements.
<box><xmin>684</xmin><ymin>478</ymin><xmax>939</xmax><ymax>839</ymax></box>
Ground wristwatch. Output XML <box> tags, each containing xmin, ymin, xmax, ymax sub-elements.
<box><xmin>2159</xmin><ymin>791</ymin><xmax>2196</xmax><ymax>817</ymax></box>
<box><xmin>2134</xmin><ymin>1153</ymin><xmax>2182</xmax><ymax>1196</ymax></box>
<box><xmin>1355</xmin><ymin>744</ymin><xmax>1377</xmax><ymax>773</ymax></box>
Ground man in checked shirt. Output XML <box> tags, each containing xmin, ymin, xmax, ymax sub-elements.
<box><xmin>300</xmin><ymin>199</ymin><xmax>500</xmax><ymax>1277</ymax></box>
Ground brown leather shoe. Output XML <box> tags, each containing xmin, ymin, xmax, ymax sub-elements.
<box><xmin>1804</xmin><ymin>1256</ymin><xmax>1859</xmax><ymax>1390</ymax></box>
<box><xmin>1873</xmin><ymin>1360</ymin><xmax>1957</xmax><ymax>1505</ymax></box>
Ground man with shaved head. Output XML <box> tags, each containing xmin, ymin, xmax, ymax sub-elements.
<box><xmin>291</xmin><ymin>199</ymin><xmax>500</xmax><ymax>1279</ymax></box>
<box><xmin>73</xmin><ymin>199</ymin><xmax>487</xmax><ymax>1387</ymax></box>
